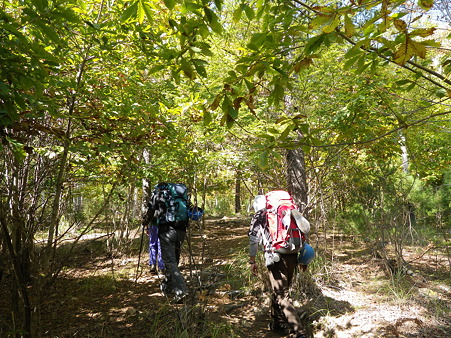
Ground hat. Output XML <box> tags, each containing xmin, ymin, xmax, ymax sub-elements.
<box><xmin>253</xmin><ymin>195</ymin><xmax>266</xmax><ymax>212</ymax></box>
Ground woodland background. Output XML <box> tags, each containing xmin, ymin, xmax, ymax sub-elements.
<box><xmin>1</xmin><ymin>0</ymin><xmax>450</xmax><ymax>337</ymax></box>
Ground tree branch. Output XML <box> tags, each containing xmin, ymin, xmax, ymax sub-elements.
<box><xmin>312</xmin><ymin>110</ymin><xmax>451</xmax><ymax>148</ymax></box>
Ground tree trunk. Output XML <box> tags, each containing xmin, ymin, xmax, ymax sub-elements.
<box><xmin>286</xmin><ymin>148</ymin><xmax>308</xmax><ymax>213</ymax></box>
<box><xmin>235</xmin><ymin>170</ymin><xmax>241</xmax><ymax>214</ymax></box>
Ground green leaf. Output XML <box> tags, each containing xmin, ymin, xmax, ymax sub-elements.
<box><xmin>141</xmin><ymin>1</ymin><xmax>154</xmax><ymax>23</ymax></box>
<box><xmin>207</xmin><ymin>10</ymin><xmax>222</xmax><ymax>34</ymax></box>
<box><xmin>248</xmin><ymin>33</ymin><xmax>266</xmax><ymax>51</ymax></box>
<box><xmin>435</xmin><ymin>88</ymin><xmax>447</xmax><ymax>98</ymax></box>
<box><xmin>121</xmin><ymin>1</ymin><xmax>138</xmax><ymax>22</ymax></box>
<box><xmin>35</xmin><ymin>21</ymin><xmax>64</xmax><ymax>46</ymax></box>
<box><xmin>227</xmin><ymin>104</ymin><xmax>238</xmax><ymax>120</ymax></box>
<box><xmin>137</xmin><ymin>0</ymin><xmax>146</xmax><ymax>24</ymax></box>
<box><xmin>280</xmin><ymin>124</ymin><xmax>294</xmax><ymax>140</ymax></box>
<box><xmin>258</xmin><ymin>133</ymin><xmax>275</xmax><ymax>142</ymax></box>
<box><xmin>269</xmin><ymin>82</ymin><xmax>284</xmax><ymax>107</ymax></box>
<box><xmin>355</xmin><ymin>54</ymin><xmax>369</xmax><ymax>74</ymax></box>
<box><xmin>180</xmin><ymin>58</ymin><xmax>195</xmax><ymax>79</ymax></box>
<box><xmin>304</xmin><ymin>34</ymin><xmax>326</xmax><ymax>55</ymax></box>
<box><xmin>148</xmin><ymin>65</ymin><xmax>166</xmax><ymax>74</ymax></box>
<box><xmin>244</xmin><ymin>5</ymin><xmax>255</xmax><ymax>20</ymax></box>
<box><xmin>343</xmin><ymin>54</ymin><xmax>360</xmax><ymax>70</ymax></box>
<box><xmin>171</xmin><ymin>68</ymin><xmax>181</xmax><ymax>84</ymax></box>
<box><xmin>259</xmin><ymin>150</ymin><xmax>269</xmax><ymax>170</ymax></box>
<box><xmin>203</xmin><ymin>109</ymin><xmax>212</xmax><ymax>126</ymax></box>
<box><xmin>213</xmin><ymin>0</ymin><xmax>222</xmax><ymax>11</ymax></box>
<box><xmin>163</xmin><ymin>0</ymin><xmax>176</xmax><ymax>10</ymax></box>
<box><xmin>6</xmin><ymin>137</ymin><xmax>27</xmax><ymax>163</ymax></box>
<box><xmin>31</xmin><ymin>0</ymin><xmax>48</xmax><ymax>11</ymax></box>
<box><xmin>395</xmin><ymin>79</ymin><xmax>414</xmax><ymax>86</ymax></box>
<box><xmin>233</xmin><ymin>6</ymin><xmax>242</xmax><ymax>22</ymax></box>
<box><xmin>225</xmin><ymin>112</ymin><xmax>235</xmax><ymax>128</ymax></box>
<box><xmin>0</xmin><ymin>82</ymin><xmax>10</xmax><ymax>95</ymax></box>
<box><xmin>221</xmin><ymin>96</ymin><xmax>237</xmax><ymax>128</ymax></box>
<box><xmin>193</xmin><ymin>59</ymin><xmax>208</xmax><ymax>77</ymax></box>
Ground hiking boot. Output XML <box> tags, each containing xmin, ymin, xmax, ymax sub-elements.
<box><xmin>172</xmin><ymin>292</ymin><xmax>189</xmax><ymax>304</ymax></box>
<box><xmin>268</xmin><ymin>321</ymin><xmax>288</xmax><ymax>335</ymax></box>
<box><xmin>288</xmin><ymin>330</ymin><xmax>307</xmax><ymax>338</ymax></box>
<box><xmin>160</xmin><ymin>278</ymin><xmax>171</xmax><ymax>296</ymax></box>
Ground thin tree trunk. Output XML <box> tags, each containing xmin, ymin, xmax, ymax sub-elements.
<box><xmin>0</xmin><ymin>217</ymin><xmax>32</xmax><ymax>338</ymax></box>
<box><xmin>235</xmin><ymin>170</ymin><xmax>241</xmax><ymax>214</ymax></box>
<box><xmin>286</xmin><ymin>148</ymin><xmax>308</xmax><ymax>213</ymax></box>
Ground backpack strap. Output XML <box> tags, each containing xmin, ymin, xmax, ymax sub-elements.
<box><xmin>259</xmin><ymin>225</ymin><xmax>272</xmax><ymax>252</ymax></box>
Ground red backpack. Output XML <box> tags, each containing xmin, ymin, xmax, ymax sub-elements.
<box><xmin>265</xmin><ymin>190</ymin><xmax>308</xmax><ymax>254</ymax></box>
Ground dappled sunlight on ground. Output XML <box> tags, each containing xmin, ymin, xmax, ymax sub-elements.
<box><xmin>1</xmin><ymin>217</ymin><xmax>449</xmax><ymax>337</ymax></box>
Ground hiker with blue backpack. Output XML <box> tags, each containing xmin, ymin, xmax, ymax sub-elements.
<box><xmin>248</xmin><ymin>192</ymin><xmax>314</xmax><ymax>338</ymax></box>
<box><xmin>142</xmin><ymin>182</ymin><xmax>199</xmax><ymax>303</ymax></box>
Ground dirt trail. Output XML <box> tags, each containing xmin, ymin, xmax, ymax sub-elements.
<box><xmin>183</xmin><ymin>217</ymin><xmax>451</xmax><ymax>338</ymax></box>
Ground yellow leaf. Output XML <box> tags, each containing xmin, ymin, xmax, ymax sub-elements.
<box><xmin>410</xmin><ymin>27</ymin><xmax>436</xmax><ymax>37</ymax></box>
<box><xmin>309</xmin><ymin>14</ymin><xmax>332</xmax><ymax>30</ymax></box>
<box><xmin>393</xmin><ymin>37</ymin><xmax>427</xmax><ymax>65</ymax></box>
<box><xmin>344</xmin><ymin>15</ymin><xmax>355</xmax><ymax>37</ymax></box>
<box><xmin>410</xmin><ymin>39</ymin><xmax>427</xmax><ymax>58</ymax></box>
<box><xmin>418</xmin><ymin>0</ymin><xmax>434</xmax><ymax>10</ymax></box>
<box><xmin>323</xmin><ymin>14</ymin><xmax>340</xmax><ymax>34</ymax></box>
<box><xmin>394</xmin><ymin>40</ymin><xmax>411</xmax><ymax>65</ymax></box>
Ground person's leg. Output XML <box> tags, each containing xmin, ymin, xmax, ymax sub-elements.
<box><xmin>148</xmin><ymin>226</ymin><xmax>158</xmax><ymax>270</ymax></box>
<box><xmin>159</xmin><ymin>226</ymin><xmax>188</xmax><ymax>298</ymax></box>
<box><xmin>268</xmin><ymin>264</ymin><xmax>287</xmax><ymax>329</ymax></box>
<box><xmin>175</xmin><ymin>229</ymin><xmax>186</xmax><ymax>265</ymax></box>
<box><xmin>268</xmin><ymin>254</ymin><xmax>305</xmax><ymax>336</ymax></box>
<box><xmin>156</xmin><ymin>236</ymin><xmax>165</xmax><ymax>270</ymax></box>
<box><xmin>150</xmin><ymin>225</ymin><xmax>165</xmax><ymax>270</ymax></box>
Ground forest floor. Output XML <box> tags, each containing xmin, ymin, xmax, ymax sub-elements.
<box><xmin>1</xmin><ymin>216</ymin><xmax>450</xmax><ymax>337</ymax></box>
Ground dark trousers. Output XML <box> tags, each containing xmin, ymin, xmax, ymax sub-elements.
<box><xmin>158</xmin><ymin>225</ymin><xmax>188</xmax><ymax>296</ymax></box>
<box><xmin>267</xmin><ymin>253</ymin><xmax>303</xmax><ymax>335</ymax></box>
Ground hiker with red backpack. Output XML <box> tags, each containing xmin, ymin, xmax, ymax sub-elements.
<box><xmin>248</xmin><ymin>192</ymin><xmax>314</xmax><ymax>338</ymax></box>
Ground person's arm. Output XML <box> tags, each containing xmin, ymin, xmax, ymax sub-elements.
<box><xmin>249</xmin><ymin>233</ymin><xmax>259</xmax><ymax>275</ymax></box>
<box><xmin>248</xmin><ymin>210</ymin><xmax>265</xmax><ymax>275</ymax></box>
<box><xmin>249</xmin><ymin>253</ymin><xmax>258</xmax><ymax>275</ymax></box>
<box><xmin>142</xmin><ymin>193</ymin><xmax>157</xmax><ymax>227</ymax></box>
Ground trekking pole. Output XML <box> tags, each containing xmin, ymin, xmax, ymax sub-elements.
<box><xmin>135</xmin><ymin>225</ymin><xmax>146</xmax><ymax>283</ymax></box>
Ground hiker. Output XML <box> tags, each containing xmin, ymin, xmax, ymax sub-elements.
<box><xmin>142</xmin><ymin>182</ymin><xmax>190</xmax><ymax>303</ymax></box>
<box><xmin>248</xmin><ymin>194</ymin><xmax>309</xmax><ymax>338</ymax></box>
<box><xmin>146</xmin><ymin>224</ymin><xmax>165</xmax><ymax>272</ymax></box>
